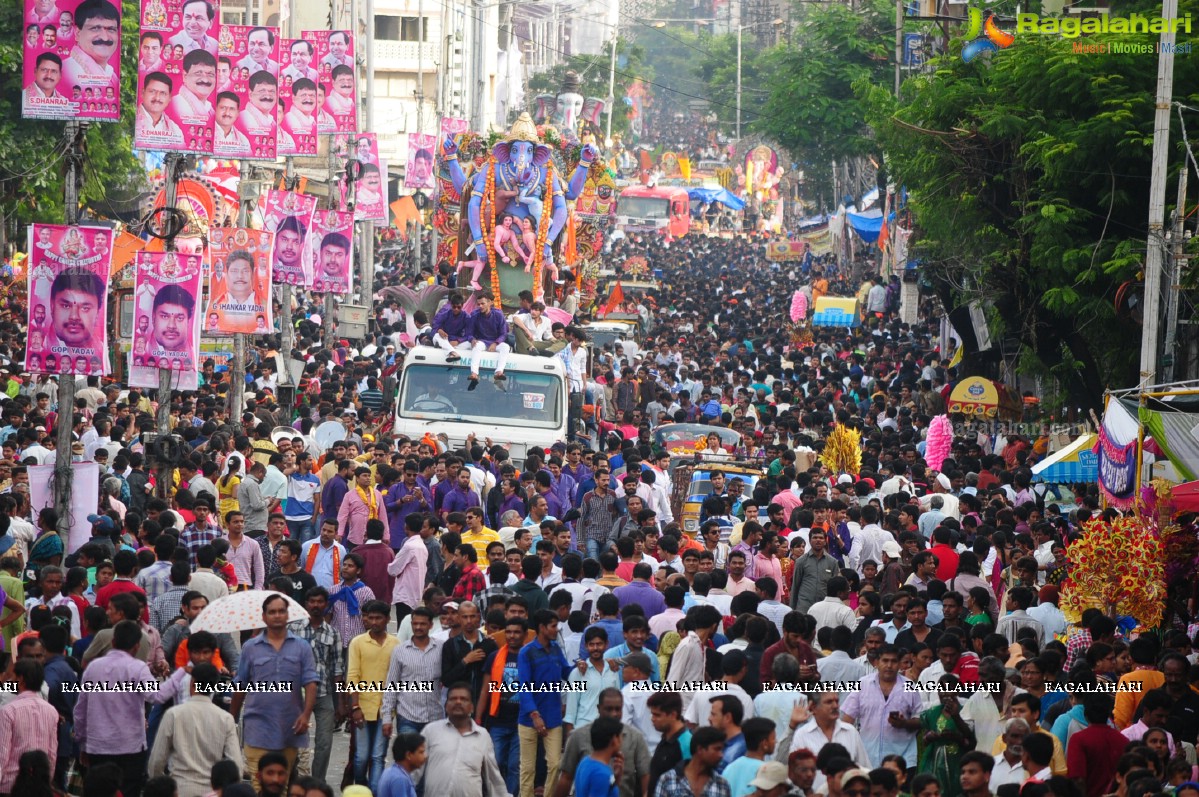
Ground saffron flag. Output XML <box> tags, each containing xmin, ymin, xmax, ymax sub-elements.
<box><xmin>601</xmin><ymin>281</ymin><xmax>624</xmax><ymax>317</ymax></box>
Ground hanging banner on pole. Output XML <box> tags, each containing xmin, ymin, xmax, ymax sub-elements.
<box><xmin>341</xmin><ymin>133</ymin><xmax>387</xmax><ymax>223</ymax></box>
<box><xmin>279</xmin><ymin>36</ymin><xmax>322</xmax><ymax>154</ymax></box>
<box><xmin>261</xmin><ymin>189</ymin><xmax>317</xmax><ymax>285</ymax></box>
<box><xmin>309</xmin><ymin>210</ymin><xmax>354</xmax><ymax>294</ymax></box>
<box><xmin>405</xmin><ymin>132</ymin><xmax>436</xmax><ymax>189</ymax></box>
<box><xmin>135</xmin><ymin>0</ymin><xmax>222</xmax><ymax>152</ymax></box>
<box><xmin>216</xmin><ymin>23</ymin><xmax>280</xmax><ymax>160</ymax></box>
<box><xmin>306</xmin><ymin>29</ymin><xmax>355</xmax><ymax>133</ymax></box>
<box><xmin>206</xmin><ymin>227</ymin><xmax>274</xmax><ymax>334</ymax></box>
<box><xmin>129</xmin><ymin>250</ymin><xmax>203</xmax><ymax>389</ymax></box>
<box><xmin>30</xmin><ymin>462</ymin><xmax>100</xmax><ymax>554</ymax></box>
<box><xmin>25</xmin><ymin>224</ymin><xmax>112</xmax><ymax>377</ymax></box>
<box><xmin>23</xmin><ymin>0</ymin><xmax>123</xmax><ymax>121</ymax></box>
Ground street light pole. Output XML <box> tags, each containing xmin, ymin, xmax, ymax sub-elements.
<box><xmin>735</xmin><ymin>25</ymin><xmax>742</xmax><ymax>140</ymax></box>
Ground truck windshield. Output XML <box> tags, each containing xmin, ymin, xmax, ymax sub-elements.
<box><xmin>620</xmin><ymin>196</ymin><xmax>670</xmax><ymax>219</ymax></box>
<box><xmin>398</xmin><ymin>364</ymin><xmax>564</xmax><ymax>430</ymax></box>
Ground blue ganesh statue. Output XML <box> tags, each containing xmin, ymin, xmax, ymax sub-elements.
<box><xmin>442</xmin><ymin>112</ymin><xmax>597</xmax><ymax>304</ymax></box>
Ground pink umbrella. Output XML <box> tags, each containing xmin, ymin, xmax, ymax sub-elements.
<box><xmin>544</xmin><ymin>307</ymin><xmax>573</xmax><ymax>326</ymax></box>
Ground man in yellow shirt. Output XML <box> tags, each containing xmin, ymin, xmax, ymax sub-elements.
<box><xmin>346</xmin><ymin>599</ymin><xmax>400</xmax><ymax>793</ymax></box>
<box><xmin>992</xmin><ymin>692</ymin><xmax>1067</xmax><ymax>775</ymax></box>
<box><xmin>461</xmin><ymin>507</ymin><xmax>500</xmax><ymax>563</ymax></box>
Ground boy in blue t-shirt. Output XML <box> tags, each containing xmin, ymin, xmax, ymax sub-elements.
<box><xmin>574</xmin><ymin>716</ymin><xmax>625</xmax><ymax>797</ymax></box>
<box><xmin>376</xmin><ymin>731</ymin><xmax>426</xmax><ymax>797</ymax></box>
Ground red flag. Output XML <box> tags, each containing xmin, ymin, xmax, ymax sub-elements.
<box><xmin>601</xmin><ymin>282</ymin><xmax>624</xmax><ymax>317</ymax></box>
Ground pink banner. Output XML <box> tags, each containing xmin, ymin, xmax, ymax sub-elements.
<box><xmin>261</xmin><ymin>189</ymin><xmax>317</xmax><ymax>285</ymax></box>
<box><xmin>135</xmin><ymin>0</ymin><xmax>223</xmax><ymax>152</ymax></box>
<box><xmin>339</xmin><ymin>133</ymin><xmax>387</xmax><ymax>223</ymax></box>
<box><xmin>306</xmin><ymin>29</ymin><xmax>355</xmax><ymax>133</ymax></box>
<box><xmin>23</xmin><ymin>0</ymin><xmax>122</xmax><ymax>121</ymax></box>
<box><xmin>438</xmin><ymin>116</ymin><xmax>468</xmax><ymax>156</ymax></box>
<box><xmin>279</xmin><ymin>37</ymin><xmax>320</xmax><ymax>155</ymax></box>
<box><xmin>309</xmin><ymin>210</ymin><xmax>353</xmax><ymax>295</ymax></box>
<box><xmin>25</xmin><ymin>224</ymin><xmax>112</xmax><ymax>376</ymax></box>
<box><xmin>405</xmin><ymin>132</ymin><xmax>436</xmax><ymax>189</ymax></box>
<box><xmin>216</xmin><ymin>24</ymin><xmax>279</xmax><ymax>160</ymax></box>
<box><xmin>206</xmin><ymin>227</ymin><xmax>274</xmax><ymax>334</ymax></box>
<box><xmin>131</xmin><ymin>250</ymin><xmax>203</xmax><ymax>381</ymax></box>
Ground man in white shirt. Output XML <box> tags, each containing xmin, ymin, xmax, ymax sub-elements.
<box><xmin>168</xmin><ymin>50</ymin><xmax>217</xmax><ymax>126</ymax></box>
<box><xmin>990</xmin><ymin>718</ymin><xmax>1030</xmax><ymax>790</ymax></box>
<box><xmin>239</xmin><ymin>71</ymin><xmax>277</xmax><ymax>134</ymax></box>
<box><xmin>213</xmin><ymin>92</ymin><xmax>252</xmax><ymax>156</ymax></box>
<box><xmin>136</xmin><ymin>72</ymin><xmax>185</xmax><ymax>147</ymax></box>
<box><xmin>23</xmin><ymin>53</ymin><xmax>66</xmax><ymax>112</ymax></box>
<box><xmin>789</xmin><ymin>692</ymin><xmax>872</xmax><ymax>793</ymax></box>
<box><xmin>168</xmin><ymin>0</ymin><xmax>219</xmax><ymax>55</ymax></box>
<box><xmin>323</xmin><ymin>65</ymin><xmax>355</xmax><ymax>114</ymax></box>
<box><xmin>807</xmin><ymin>577</ymin><xmax>858</xmax><ymax>634</ymax></box>
<box><xmin>282</xmin><ymin>39</ymin><xmax>318</xmax><ymax>83</ymax></box>
<box><xmin>511</xmin><ymin>301</ymin><xmax>559</xmax><ymax>354</ymax></box>
<box><xmin>237</xmin><ymin>27</ymin><xmax>279</xmax><ymax>75</ymax></box>
<box><xmin>321</xmin><ymin>31</ymin><xmax>353</xmax><ymax>68</ymax></box>
<box><xmin>64</xmin><ymin>2</ymin><xmax>120</xmax><ymax>89</ymax></box>
<box><xmin>139</xmin><ymin>32</ymin><xmax>165</xmax><ymax>73</ymax></box>
<box><xmin>281</xmin><ymin>78</ymin><xmax>318</xmax><ymax>139</ymax></box>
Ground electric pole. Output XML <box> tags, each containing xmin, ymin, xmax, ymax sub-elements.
<box><xmin>155</xmin><ymin>153</ymin><xmax>185</xmax><ymax>500</ymax></box>
<box><xmin>53</xmin><ymin>121</ymin><xmax>84</xmax><ymax>544</ymax></box>
<box><xmin>1163</xmin><ymin>165</ymin><xmax>1188</xmax><ymax>383</ymax></box>
<box><xmin>1138</xmin><ymin>0</ymin><xmax>1179</xmax><ymax>387</ymax></box>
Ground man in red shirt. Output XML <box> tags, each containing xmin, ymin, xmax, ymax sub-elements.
<box><xmin>94</xmin><ymin>549</ymin><xmax>149</xmax><ymax>621</ymax></box>
<box><xmin>1067</xmin><ymin>694</ymin><xmax>1128</xmax><ymax>797</ymax></box>
<box><xmin>930</xmin><ymin>527</ymin><xmax>960</xmax><ymax>583</ymax></box>
<box><xmin>935</xmin><ymin>633</ymin><xmax>980</xmax><ymax>684</ymax></box>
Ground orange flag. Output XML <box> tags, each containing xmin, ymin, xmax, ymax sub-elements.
<box><xmin>601</xmin><ymin>282</ymin><xmax>624</xmax><ymax>317</ymax></box>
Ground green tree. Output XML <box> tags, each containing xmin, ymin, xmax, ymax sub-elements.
<box><xmin>862</xmin><ymin>0</ymin><xmax>1199</xmax><ymax>408</ymax></box>
<box><xmin>0</xmin><ymin>0</ymin><xmax>145</xmax><ymax>245</ymax></box>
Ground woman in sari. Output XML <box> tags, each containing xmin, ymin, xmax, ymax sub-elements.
<box><xmin>26</xmin><ymin>508</ymin><xmax>64</xmax><ymax>582</ymax></box>
<box><xmin>918</xmin><ymin>675</ymin><xmax>976</xmax><ymax>797</ymax></box>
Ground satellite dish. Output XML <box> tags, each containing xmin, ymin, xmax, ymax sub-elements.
<box><xmin>315</xmin><ymin>420</ymin><xmax>345</xmax><ymax>451</ymax></box>
<box><xmin>271</xmin><ymin>426</ymin><xmax>297</xmax><ymax>446</ymax></box>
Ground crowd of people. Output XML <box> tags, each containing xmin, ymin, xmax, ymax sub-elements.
<box><xmin>0</xmin><ymin>229</ymin><xmax>1184</xmax><ymax>797</ymax></box>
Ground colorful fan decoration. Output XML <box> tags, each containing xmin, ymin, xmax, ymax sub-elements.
<box><xmin>925</xmin><ymin>415</ymin><xmax>953</xmax><ymax>473</ymax></box>
<box><xmin>819</xmin><ymin>424</ymin><xmax>862</xmax><ymax>477</ymax></box>
<box><xmin>790</xmin><ymin>291</ymin><xmax>807</xmax><ymax>323</ymax></box>
<box><xmin>1060</xmin><ymin>516</ymin><xmax>1166</xmax><ymax>627</ymax></box>
<box><xmin>623</xmin><ymin>256</ymin><xmax>649</xmax><ymax>276</ymax></box>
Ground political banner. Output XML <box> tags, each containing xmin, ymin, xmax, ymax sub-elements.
<box><xmin>279</xmin><ymin>36</ymin><xmax>320</xmax><ymax>155</ymax></box>
<box><xmin>309</xmin><ymin>210</ymin><xmax>353</xmax><ymax>294</ymax></box>
<box><xmin>23</xmin><ymin>0</ymin><xmax>122</xmax><ymax>121</ymax></box>
<box><xmin>405</xmin><ymin>132</ymin><xmax>436</xmax><ymax>189</ymax></box>
<box><xmin>341</xmin><ymin>133</ymin><xmax>387</xmax><ymax>223</ymax></box>
<box><xmin>206</xmin><ymin>227</ymin><xmax>274</xmax><ymax>334</ymax></box>
<box><xmin>130</xmin><ymin>249</ymin><xmax>203</xmax><ymax>377</ymax></box>
<box><xmin>135</xmin><ymin>0</ymin><xmax>222</xmax><ymax>153</ymax></box>
<box><xmin>261</xmin><ymin>189</ymin><xmax>317</xmax><ymax>285</ymax></box>
<box><xmin>438</xmin><ymin>116</ymin><xmax>469</xmax><ymax>154</ymax></box>
<box><xmin>217</xmin><ymin>23</ymin><xmax>280</xmax><ymax>160</ymax></box>
<box><xmin>306</xmin><ymin>29</ymin><xmax>355</xmax><ymax>133</ymax></box>
<box><xmin>25</xmin><ymin>224</ymin><xmax>112</xmax><ymax>377</ymax></box>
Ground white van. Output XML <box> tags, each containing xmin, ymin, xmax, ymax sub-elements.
<box><xmin>394</xmin><ymin>346</ymin><xmax>567</xmax><ymax>465</ymax></box>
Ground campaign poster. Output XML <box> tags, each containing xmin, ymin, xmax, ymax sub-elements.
<box><xmin>23</xmin><ymin>0</ymin><xmax>122</xmax><ymax>121</ymax></box>
<box><xmin>24</xmin><ymin>224</ymin><xmax>112</xmax><ymax>377</ymax></box>
<box><xmin>130</xmin><ymin>249</ymin><xmax>204</xmax><ymax>386</ymax></box>
<box><xmin>309</xmin><ymin>210</ymin><xmax>353</xmax><ymax>294</ymax></box>
<box><xmin>343</xmin><ymin>133</ymin><xmax>387</xmax><ymax>223</ymax></box>
<box><xmin>206</xmin><ymin>227</ymin><xmax>274</xmax><ymax>334</ymax></box>
<box><xmin>405</xmin><ymin>132</ymin><xmax>436</xmax><ymax>189</ymax></box>
<box><xmin>279</xmin><ymin>37</ymin><xmax>320</xmax><ymax>155</ymax></box>
<box><xmin>261</xmin><ymin>189</ymin><xmax>317</xmax><ymax>285</ymax></box>
<box><xmin>135</xmin><ymin>0</ymin><xmax>222</xmax><ymax>153</ymax></box>
<box><xmin>438</xmin><ymin>116</ymin><xmax>469</xmax><ymax>154</ymax></box>
<box><xmin>306</xmin><ymin>29</ymin><xmax>355</xmax><ymax>133</ymax></box>
<box><xmin>216</xmin><ymin>23</ymin><xmax>280</xmax><ymax>160</ymax></box>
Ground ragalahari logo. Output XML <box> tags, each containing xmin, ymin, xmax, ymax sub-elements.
<box><xmin>962</xmin><ymin>8</ymin><xmax>1016</xmax><ymax>62</ymax></box>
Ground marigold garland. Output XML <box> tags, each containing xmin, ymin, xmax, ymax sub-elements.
<box><xmin>480</xmin><ymin>155</ymin><xmax>501</xmax><ymax>300</ymax></box>
<box><xmin>531</xmin><ymin>161</ymin><xmax>554</xmax><ymax>302</ymax></box>
<box><xmin>1060</xmin><ymin>516</ymin><xmax>1166</xmax><ymax>627</ymax></box>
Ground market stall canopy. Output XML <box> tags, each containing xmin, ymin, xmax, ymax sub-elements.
<box><xmin>812</xmin><ymin>297</ymin><xmax>860</xmax><ymax>328</ymax></box>
<box><xmin>687</xmin><ymin>186</ymin><xmax>745</xmax><ymax>211</ymax></box>
<box><xmin>947</xmin><ymin>376</ymin><xmax>1023</xmax><ymax>420</ymax></box>
<box><xmin>845</xmin><ymin>209</ymin><xmax>894</xmax><ymax>244</ymax></box>
<box><xmin>1172</xmin><ymin>480</ymin><xmax>1199</xmax><ymax>512</ymax></box>
<box><xmin>1031</xmin><ymin>434</ymin><xmax>1098</xmax><ymax>483</ymax></box>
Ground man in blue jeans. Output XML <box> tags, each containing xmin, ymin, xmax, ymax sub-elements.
<box><xmin>285</xmin><ymin>451</ymin><xmax>321</xmax><ymax>543</ymax></box>
<box><xmin>478</xmin><ymin>616</ymin><xmax>528</xmax><ymax>794</ymax></box>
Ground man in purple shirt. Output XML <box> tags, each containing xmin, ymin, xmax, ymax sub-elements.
<box><xmin>321</xmin><ymin>459</ymin><xmax>352</xmax><ymax>528</ymax></box>
<box><xmin>612</xmin><ymin>563</ymin><xmax>667</xmax><ymax>619</ymax></box>
<box><xmin>384</xmin><ymin>464</ymin><xmax>432</xmax><ymax>550</ymax></box>
<box><xmin>432</xmin><ymin>293</ymin><xmax>473</xmax><ymax>362</ymax></box>
<box><xmin>468</xmin><ymin>292</ymin><xmax>511</xmax><ymax>388</ymax></box>
<box><xmin>533</xmin><ymin>471</ymin><xmax>566</xmax><ymax>519</ymax></box>
<box><xmin>441</xmin><ymin>467</ymin><xmax>480</xmax><ymax>520</ymax></box>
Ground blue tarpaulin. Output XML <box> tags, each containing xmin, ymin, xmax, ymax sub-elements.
<box><xmin>687</xmin><ymin>187</ymin><xmax>746</xmax><ymax>211</ymax></box>
<box><xmin>846</xmin><ymin>209</ymin><xmax>895</xmax><ymax>244</ymax></box>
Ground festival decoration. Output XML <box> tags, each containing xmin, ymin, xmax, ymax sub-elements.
<box><xmin>789</xmin><ymin>291</ymin><xmax>806</xmax><ymax>324</ymax></box>
<box><xmin>819</xmin><ymin>424</ymin><xmax>862</xmax><ymax>477</ymax></box>
<box><xmin>1060</xmin><ymin>516</ymin><xmax>1166</xmax><ymax>627</ymax></box>
<box><xmin>925</xmin><ymin>415</ymin><xmax>953</xmax><ymax>473</ymax></box>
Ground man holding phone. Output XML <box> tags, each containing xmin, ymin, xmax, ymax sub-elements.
<box><xmin>840</xmin><ymin>644</ymin><xmax>922</xmax><ymax>773</ymax></box>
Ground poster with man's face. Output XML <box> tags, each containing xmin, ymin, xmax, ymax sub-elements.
<box><xmin>134</xmin><ymin>0</ymin><xmax>221</xmax><ymax>152</ymax></box>
<box><xmin>309</xmin><ymin>210</ymin><xmax>353</xmax><ymax>295</ymax></box>
<box><xmin>206</xmin><ymin>227</ymin><xmax>274</xmax><ymax>334</ymax></box>
<box><xmin>278</xmin><ymin>37</ymin><xmax>318</xmax><ymax>155</ymax></box>
<box><xmin>261</xmin><ymin>189</ymin><xmax>317</xmax><ymax>285</ymax></box>
<box><xmin>306</xmin><ymin>29</ymin><xmax>355</xmax><ymax>133</ymax></box>
<box><xmin>25</xmin><ymin>224</ymin><xmax>111</xmax><ymax>376</ymax></box>
<box><xmin>24</xmin><ymin>0</ymin><xmax>122</xmax><ymax>121</ymax></box>
<box><xmin>129</xmin><ymin>249</ymin><xmax>202</xmax><ymax>388</ymax></box>
<box><xmin>340</xmin><ymin>133</ymin><xmax>388</xmax><ymax>223</ymax></box>
<box><xmin>404</xmin><ymin>132</ymin><xmax>436</xmax><ymax>190</ymax></box>
<box><xmin>215</xmin><ymin>23</ymin><xmax>279</xmax><ymax>160</ymax></box>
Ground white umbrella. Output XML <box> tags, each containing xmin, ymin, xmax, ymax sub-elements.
<box><xmin>190</xmin><ymin>589</ymin><xmax>307</xmax><ymax>634</ymax></box>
